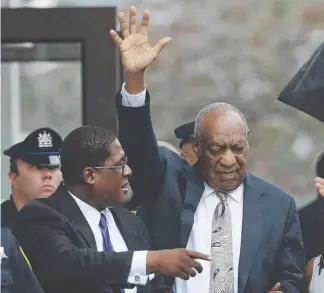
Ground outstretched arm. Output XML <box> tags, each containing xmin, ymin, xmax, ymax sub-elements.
<box><xmin>112</xmin><ymin>6</ymin><xmax>172</xmax><ymax>207</ymax></box>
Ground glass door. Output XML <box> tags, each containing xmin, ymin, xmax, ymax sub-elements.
<box><xmin>1</xmin><ymin>7</ymin><xmax>120</xmax><ymax>200</ymax></box>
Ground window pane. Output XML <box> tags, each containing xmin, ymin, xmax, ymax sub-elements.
<box><xmin>1</xmin><ymin>43</ymin><xmax>82</xmax><ymax>201</ymax></box>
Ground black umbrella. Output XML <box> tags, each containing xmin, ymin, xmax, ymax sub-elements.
<box><xmin>278</xmin><ymin>41</ymin><xmax>324</xmax><ymax>123</ymax></box>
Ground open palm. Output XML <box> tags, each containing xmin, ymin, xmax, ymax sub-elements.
<box><xmin>110</xmin><ymin>6</ymin><xmax>172</xmax><ymax>73</ymax></box>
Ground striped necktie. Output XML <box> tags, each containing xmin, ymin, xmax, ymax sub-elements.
<box><xmin>99</xmin><ymin>213</ymin><xmax>125</xmax><ymax>293</ymax></box>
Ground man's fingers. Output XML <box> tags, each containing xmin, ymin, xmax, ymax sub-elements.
<box><xmin>140</xmin><ymin>10</ymin><xmax>150</xmax><ymax>35</ymax></box>
<box><xmin>152</xmin><ymin>37</ymin><xmax>172</xmax><ymax>59</ymax></box>
<box><xmin>314</xmin><ymin>177</ymin><xmax>324</xmax><ymax>197</ymax></box>
<box><xmin>270</xmin><ymin>282</ymin><xmax>281</xmax><ymax>291</ymax></box>
<box><xmin>118</xmin><ymin>12</ymin><xmax>129</xmax><ymax>38</ymax></box>
<box><xmin>110</xmin><ymin>30</ymin><xmax>123</xmax><ymax>47</ymax></box>
<box><xmin>188</xmin><ymin>258</ymin><xmax>203</xmax><ymax>273</ymax></box>
<box><xmin>314</xmin><ymin>177</ymin><xmax>323</xmax><ymax>183</ymax></box>
<box><xmin>269</xmin><ymin>282</ymin><xmax>282</xmax><ymax>293</ymax></box>
<box><xmin>314</xmin><ymin>182</ymin><xmax>324</xmax><ymax>190</ymax></box>
<box><xmin>129</xmin><ymin>5</ymin><xmax>137</xmax><ymax>34</ymax></box>
<box><xmin>176</xmin><ymin>271</ymin><xmax>189</xmax><ymax>280</ymax></box>
<box><xmin>184</xmin><ymin>255</ymin><xmax>203</xmax><ymax>273</ymax></box>
<box><xmin>181</xmin><ymin>265</ymin><xmax>197</xmax><ymax>277</ymax></box>
<box><xmin>186</xmin><ymin>250</ymin><xmax>212</xmax><ymax>261</ymax></box>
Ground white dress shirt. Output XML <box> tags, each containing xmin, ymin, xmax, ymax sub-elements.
<box><xmin>121</xmin><ymin>84</ymin><xmax>244</xmax><ymax>293</ymax></box>
<box><xmin>309</xmin><ymin>255</ymin><xmax>324</xmax><ymax>293</ymax></box>
<box><xmin>173</xmin><ymin>183</ymin><xmax>243</xmax><ymax>293</ymax></box>
<box><xmin>70</xmin><ymin>192</ymin><xmax>149</xmax><ymax>293</ymax></box>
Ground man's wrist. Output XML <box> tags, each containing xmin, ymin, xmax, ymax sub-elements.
<box><xmin>125</xmin><ymin>71</ymin><xmax>145</xmax><ymax>94</ymax></box>
<box><xmin>146</xmin><ymin>251</ymin><xmax>160</xmax><ymax>274</ymax></box>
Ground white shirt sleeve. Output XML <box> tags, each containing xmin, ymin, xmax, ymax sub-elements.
<box><xmin>121</xmin><ymin>82</ymin><xmax>146</xmax><ymax>107</ymax></box>
<box><xmin>127</xmin><ymin>250</ymin><xmax>151</xmax><ymax>285</ymax></box>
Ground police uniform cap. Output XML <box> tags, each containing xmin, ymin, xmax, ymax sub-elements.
<box><xmin>174</xmin><ymin>121</ymin><xmax>195</xmax><ymax>149</ymax></box>
<box><xmin>3</xmin><ymin>127</ymin><xmax>62</xmax><ymax>168</ymax></box>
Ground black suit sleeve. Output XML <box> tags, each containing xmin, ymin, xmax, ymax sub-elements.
<box><xmin>298</xmin><ymin>199</ymin><xmax>324</xmax><ymax>262</ymax></box>
<box><xmin>13</xmin><ymin>203</ymin><xmax>134</xmax><ymax>289</ymax></box>
<box><xmin>116</xmin><ymin>90</ymin><xmax>166</xmax><ymax>208</ymax></box>
<box><xmin>278</xmin><ymin>199</ymin><xmax>305</xmax><ymax>293</ymax></box>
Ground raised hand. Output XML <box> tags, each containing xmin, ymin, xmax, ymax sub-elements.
<box><xmin>314</xmin><ymin>177</ymin><xmax>324</xmax><ymax>197</ymax></box>
<box><xmin>110</xmin><ymin>6</ymin><xmax>172</xmax><ymax>74</ymax></box>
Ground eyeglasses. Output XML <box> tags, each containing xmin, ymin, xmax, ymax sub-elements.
<box><xmin>92</xmin><ymin>157</ymin><xmax>128</xmax><ymax>173</ymax></box>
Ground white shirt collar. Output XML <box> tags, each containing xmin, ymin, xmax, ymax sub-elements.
<box><xmin>69</xmin><ymin>191</ymin><xmax>101</xmax><ymax>227</ymax></box>
<box><xmin>203</xmin><ymin>182</ymin><xmax>244</xmax><ymax>203</ymax></box>
<box><xmin>68</xmin><ymin>191</ymin><xmax>116</xmax><ymax>229</ymax></box>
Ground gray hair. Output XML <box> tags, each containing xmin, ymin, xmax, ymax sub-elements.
<box><xmin>194</xmin><ymin>102</ymin><xmax>249</xmax><ymax>140</ymax></box>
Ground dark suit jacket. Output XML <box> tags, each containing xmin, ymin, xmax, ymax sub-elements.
<box><xmin>1</xmin><ymin>197</ymin><xmax>19</xmax><ymax>230</ymax></box>
<box><xmin>1</xmin><ymin>227</ymin><xmax>44</xmax><ymax>293</ymax></box>
<box><xmin>13</xmin><ymin>184</ymin><xmax>164</xmax><ymax>293</ymax></box>
<box><xmin>298</xmin><ymin>197</ymin><xmax>324</xmax><ymax>262</ymax></box>
<box><xmin>116</xmin><ymin>91</ymin><xmax>305</xmax><ymax>293</ymax></box>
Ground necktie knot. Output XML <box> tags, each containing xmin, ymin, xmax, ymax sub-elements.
<box><xmin>216</xmin><ymin>192</ymin><xmax>228</xmax><ymax>202</ymax></box>
<box><xmin>99</xmin><ymin>213</ymin><xmax>107</xmax><ymax>229</ymax></box>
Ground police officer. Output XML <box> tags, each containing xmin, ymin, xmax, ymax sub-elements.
<box><xmin>1</xmin><ymin>128</ymin><xmax>62</xmax><ymax>230</ymax></box>
<box><xmin>1</xmin><ymin>227</ymin><xmax>44</xmax><ymax>293</ymax></box>
<box><xmin>173</xmin><ymin>121</ymin><xmax>197</xmax><ymax>165</ymax></box>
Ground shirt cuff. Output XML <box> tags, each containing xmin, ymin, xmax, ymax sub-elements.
<box><xmin>121</xmin><ymin>82</ymin><xmax>146</xmax><ymax>107</ymax></box>
<box><xmin>127</xmin><ymin>250</ymin><xmax>149</xmax><ymax>286</ymax></box>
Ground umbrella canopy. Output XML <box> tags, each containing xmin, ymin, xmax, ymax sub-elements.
<box><xmin>278</xmin><ymin>41</ymin><xmax>324</xmax><ymax>123</ymax></box>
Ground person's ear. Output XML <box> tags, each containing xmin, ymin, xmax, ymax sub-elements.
<box><xmin>82</xmin><ymin>168</ymin><xmax>96</xmax><ymax>185</ymax></box>
<box><xmin>192</xmin><ymin>143</ymin><xmax>198</xmax><ymax>157</ymax></box>
<box><xmin>246</xmin><ymin>129</ymin><xmax>250</xmax><ymax>150</ymax></box>
<box><xmin>191</xmin><ymin>135</ymin><xmax>199</xmax><ymax>156</ymax></box>
<box><xmin>9</xmin><ymin>172</ymin><xmax>18</xmax><ymax>188</ymax></box>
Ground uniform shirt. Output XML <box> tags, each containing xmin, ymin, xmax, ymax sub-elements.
<box><xmin>1</xmin><ymin>197</ymin><xmax>19</xmax><ymax>230</ymax></box>
<box><xmin>1</xmin><ymin>227</ymin><xmax>44</xmax><ymax>293</ymax></box>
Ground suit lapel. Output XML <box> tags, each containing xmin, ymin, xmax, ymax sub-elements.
<box><xmin>180</xmin><ymin>163</ymin><xmax>205</xmax><ymax>248</ymax></box>
<box><xmin>179</xmin><ymin>167</ymin><xmax>269</xmax><ymax>293</ymax></box>
<box><xmin>238</xmin><ymin>174</ymin><xmax>269</xmax><ymax>293</ymax></box>
<box><xmin>110</xmin><ymin>207</ymin><xmax>148</xmax><ymax>250</ymax></box>
<box><xmin>110</xmin><ymin>207</ymin><xmax>131</xmax><ymax>249</ymax></box>
<box><xmin>54</xmin><ymin>184</ymin><xmax>97</xmax><ymax>249</ymax></box>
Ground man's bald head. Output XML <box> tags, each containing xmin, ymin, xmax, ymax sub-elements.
<box><xmin>194</xmin><ymin>102</ymin><xmax>249</xmax><ymax>141</ymax></box>
<box><xmin>193</xmin><ymin>102</ymin><xmax>249</xmax><ymax>192</ymax></box>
